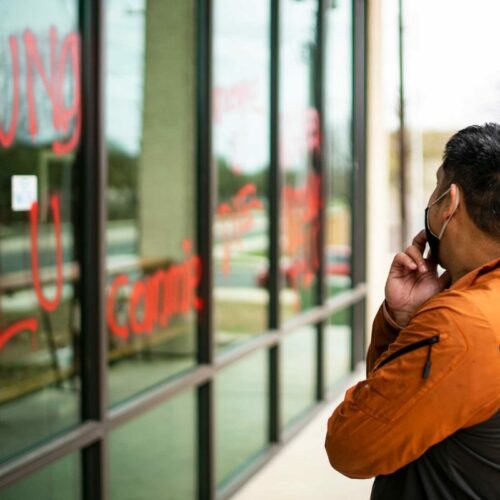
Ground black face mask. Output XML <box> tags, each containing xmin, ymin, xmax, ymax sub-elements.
<box><xmin>424</xmin><ymin>206</ymin><xmax>440</xmax><ymax>262</ymax></box>
<box><xmin>424</xmin><ymin>187</ymin><xmax>459</xmax><ymax>265</ymax></box>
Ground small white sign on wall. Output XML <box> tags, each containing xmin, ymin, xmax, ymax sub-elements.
<box><xmin>11</xmin><ymin>175</ymin><xmax>38</xmax><ymax>212</ymax></box>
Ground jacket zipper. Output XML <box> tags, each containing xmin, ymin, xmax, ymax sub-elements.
<box><xmin>374</xmin><ymin>335</ymin><xmax>440</xmax><ymax>379</ymax></box>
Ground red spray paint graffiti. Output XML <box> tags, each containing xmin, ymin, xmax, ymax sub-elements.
<box><xmin>281</xmin><ymin>107</ymin><xmax>322</xmax><ymax>297</ymax></box>
<box><xmin>107</xmin><ymin>239</ymin><xmax>203</xmax><ymax>340</ymax></box>
<box><xmin>0</xmin><ymin>194</ymin><xmax>203</xmax><ymax>353</ymax></box>
<box><xmin>283</xmin><ymin>170</ymin><xmax>322</xmax><ymax>289</ymax></box>
<box><xmin>0</xmin><ymin>319</ymin><xmax>38</xmax><ymax>352</ymax></box>
<box><xmin>0</xmin><ymin>36</ymin><xmax>20</xmax><ymax>148</ymax></box>
<box><xmin>0</xmin><ymin>194</ymin><xmax>63</xmax><ymax>353</ymax></box>
<box><xmin>217</xmin><ymin>183</ymin><xmax>263</xmax><ymax>274</ymax></box>
<box><xmin>30</xmin><ymin>194</ymin><xmax>63</xmax><ymax>312</ymax></box>
<box><xmin>0</xmin><ymin>27</ymin><xmax>81</xmax><ymax>154</ymax></box>
<box><xmin>212</xmin><ymin>80</ymin><xmax>260</xmax><ymax>124</ymax></box>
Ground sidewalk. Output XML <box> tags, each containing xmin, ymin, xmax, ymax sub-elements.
<box><xmin>232</xmin><ymin>366</ymin><xmax>374</xmax><ymax>500</ymax></box>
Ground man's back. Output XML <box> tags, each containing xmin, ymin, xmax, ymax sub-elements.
<box><xmin>325</xmin><ymin>259</ymin><xmax>500</xmax><ymax>498</ymax></box>
<box><xmin>371</xmin><ymin>264</ymin><xmax>500</xmax><ymax>499</ymax></box>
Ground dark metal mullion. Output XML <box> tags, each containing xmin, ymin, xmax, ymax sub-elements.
<box><xmin>196</xmin><ymin>0</ymin><xmax>215</xmax><ymax>499</ymax></box>
<box><xmin>351</xmin><ymin>0</ymin><xmax>368</xmax><ymax>369</ymax></box>
<box><xmin>79</xmin><ymin>0</ymin><xmax>108</xmax><ymax>497</ymax></box>
<box><xmin>268</xmin><ymin>0</ymin><xmax>282</xmax><ymax>445</ymax></box>
<box><xmin>314</xmin><ymin>0</ymin><xmax>326</xmax><ymax>402</ymax></box>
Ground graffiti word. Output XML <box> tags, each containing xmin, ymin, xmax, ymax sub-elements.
<box><xmin>213</xmin><ymin>80</ymin><xmax>260</xmax><ymax>124</ymax></box>
<box><xmin>0</xmin><ymin>27</ymin><xmax>81</xmax><ymax>154</ymax></box>
<box><xmin>217</xmin><ymin>183</ymin><xmax>263</xmax><ymax>274</ymax></box>
<box><xmin>280</xmin><ymin>107</ymin><xmax>321</xmax><ymax>167</ymax></box>
<box><xmin>107</xmin><ymin>240</ymin><xmax>202</xmax><ymax>340</ymax></box>
<box><xmin>0</xmin><ymin>194</ymin><xmax>62</xmax><ymax>351</ymax></box>
<box><xmin>283</xmin><ymin>171</ymin><xmax>321</xmax><ymax>289</ymax></box>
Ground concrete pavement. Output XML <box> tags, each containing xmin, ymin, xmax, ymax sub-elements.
<box><xmin>232</xmin><ymin>366</ymin><xmax>374</xmax><ymax>500</ymax></box>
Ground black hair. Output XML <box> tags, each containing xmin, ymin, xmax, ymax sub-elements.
<box><xmin>441</xmin><ymin>122</ymin><xmax>500</xmax><ymax>240</ymax></box>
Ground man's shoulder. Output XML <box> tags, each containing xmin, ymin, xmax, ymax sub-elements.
<box><xmin>413</xmin><ymin>286</ymin><xmax>499</xmax><ymax>347</ymax></box>
<box><xmin>416</xmin><ymin>286</ymin><xmax>490</xmax><ymax>319</ymax></box>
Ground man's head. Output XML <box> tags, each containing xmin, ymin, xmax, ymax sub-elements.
<box><xmin>426</xmin><ymin>123</ymin><xmax>500</xmax><ymax>277</ymax></box>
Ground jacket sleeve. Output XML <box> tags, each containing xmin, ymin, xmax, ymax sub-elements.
<box><xmin>325</xmin><ymin>299</ymin><xmax>500</xmax><ymax>479</ymax></box>
<box><xmin>365</xmin><ymin>302</ymin><xmax>402</xmax><ymax>376</ymax></box>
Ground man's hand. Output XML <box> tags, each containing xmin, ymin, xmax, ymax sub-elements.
<box><xmin>385</xmin><ymin>230</ymin><xmax>451</xmax><ymax>327</ymax></box>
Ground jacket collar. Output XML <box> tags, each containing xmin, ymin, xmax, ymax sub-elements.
<box><xmin>450</xmin><ymin>256</ymin><xmax>500</xmax><ymax>291</ymax></box>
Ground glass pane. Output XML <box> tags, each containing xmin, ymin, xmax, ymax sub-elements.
<box><xmin>109</xmin><ymin>391</ymin><xmax>196</xmax><ymax>500</ymax></box>
<box><xmin>216</xmin><ymin>350</ymin><xmax>268</xmax><ymax>486</ymax></box>
<box><xmin>105</xmin><ymin>0</ymin><xmax>197</xmax><ymax>406</ymax></box>
<box><xmin>325</xmin><ymin>0</ymin><xmax>353</xmax><ymax>297</ymax></box>
<box><xmin>282</xmin><ymin>326</ymin><xmax>315</xmax><ymax>427</ymax></box>
<box><xmin>212</xmin><ymin>0</ymin><xmax>270</xmax><ymax>352</ymax></box>
<box><xmin>1</xmin><ymin>453</ymin><xmax>80</xmax><ymax>500</ymax></box>
<box><xmin>0</xmin><ymin>2</ymin><xmax>81</xmax><ymax>462</ymax></box>
<box><xmin>280</xmin><ymin>0</ymin><xmax>321</xmax><ymax>321</ymax></box>
<box><xmin>325</xmin><ymin>308</ymin><xmax>352</xmax><ymax>388</ymax></box>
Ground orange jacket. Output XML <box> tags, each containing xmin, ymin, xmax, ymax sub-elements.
<box><xmin>325</xmin><ymin>257</ymin><xmax>500</xmax><ymax>479</ymax></box>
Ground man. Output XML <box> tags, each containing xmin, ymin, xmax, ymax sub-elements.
<box><xmin>325</xmin><ymin>123</ymin><xmax>500</xmax><ymax>499</ymax></box>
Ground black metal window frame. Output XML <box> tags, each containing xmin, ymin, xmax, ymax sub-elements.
<box><xmin>0</xmin><ymin>0</ymin><xmax>367</xmax><ymax>499</ymax></box>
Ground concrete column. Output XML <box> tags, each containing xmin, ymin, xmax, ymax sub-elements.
<box><xmin>366</xmin><ymin>0</ymin><xmax>392</xmax><ymax>346</ymax></box>
<box><xmin>138</xmin><ymin>0</ymin><xmax>195</xmax><ymax>261</ymax></box>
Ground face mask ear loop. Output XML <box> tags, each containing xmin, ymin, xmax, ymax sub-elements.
<box><xmin>437</xmin><ymin>188</ymin><xmax>460</xmax><ymax>240</ymax></box>
<box><xmin>427</xmin><ymin>187</ymin><xmax>451</xmax><ymax>239</ymax></box>
<box><xmin>426</xmin><ymin>208</ymin><xmax>439</xmax><ymax>239</ymax></box>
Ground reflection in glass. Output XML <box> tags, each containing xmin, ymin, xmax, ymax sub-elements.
<box><xmin>280</xmin><ymin>0</ymin><xmax>320</xmax><ymax>321</ymax></box>
<box><xmin>325</xmin><ymin>0</ymin><xmax>353</xmax><ymax>297</ymax></box>
<box><xmin>110</xmin><ymin>391</ymin><xmax>196</xmax><ymax>500</ymax></box>
<box><xmin>216</xmin><ymin>350</ymin><xmax>268</xmax><ymax>486</ymax></box>
<box><xmin>1</xmin><ymin>453</ymin><xmax>80</xmax><ymax>500</ymax></box>
<box><xmin>282</xmin><ymin>326</ymin><xmax>315</xmax><ymax>428</ymax></box>
<box><xmin>0</xmin><ymin>1</ymin><xmax>81</xmax><ymax>462</ymax></box>
<box><xmin>212</xmin><ymin>0</ymin><xmax>270</xmax><ymax>352</ymax></box>
<box><xmin>105</xmin><ymin>0</ymin><xmax>197</xmax><ymax>406</ymax></box>
<box><xmin>325</xmin><ymin>308</ymin><xmax>352</xmax><ymax>388</ymax></box>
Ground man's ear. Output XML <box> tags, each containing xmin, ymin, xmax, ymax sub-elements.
<box><xmin>444</xmin><ymin>183</ymin><xmax>460</xmax><ymax>218</ymax></box>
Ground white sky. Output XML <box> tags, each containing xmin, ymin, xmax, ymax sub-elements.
<box><xmin>384</xmin><ymin>0</ymin><xmax>500</xmax><ymax>131</ymax></box>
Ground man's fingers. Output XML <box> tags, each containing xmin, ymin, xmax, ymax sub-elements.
<box><xmin>392</xmin><ymin>252</ymin><xmax>418</xmax><ymax>272</ymax></box>
<box><xmin>411</xmin><ymin>230</ymin><xmax>427</xmax><ymax>254</ymax></box>
<box><xmin>405</xmin><ymin>244</ymin><xmax>428</xmax><ymax>273</ymax></box>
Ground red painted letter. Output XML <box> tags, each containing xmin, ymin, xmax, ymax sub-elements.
<box><xmin>30</xmin><ymin>194</ymin><xmax>63</xmax><ymax>312</ymax></box>
<box><xmin>107</xmin><ymin>274</ymin><xmax>130</xmax><ymax>340</ymax></box>
<box><xmin>0</xmin><ymin>36</ymin><xmax>20</xmax><ymax>148</ymax></box>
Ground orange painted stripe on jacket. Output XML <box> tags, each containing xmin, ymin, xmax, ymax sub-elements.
<box><xmin>325</xmin><ymin>256</ymin><xmax>500</xmax><ymax>479</ymax></box>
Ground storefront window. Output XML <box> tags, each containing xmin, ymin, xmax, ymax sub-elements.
<box><xmin>0</xmin><ymin>0</ymin><xmax>81</xmax><ymax>462</ymax></box>
<box><xmin>282</xmin><ymin>326</ymin><xmax>315</xmax><ymax>427</ymax></box>
<box><xmin>325</xmin><ymin>0</ymin><xmax>353</xmax><ymax>297</ymax></box>
<box><xmin>216</xmin><ymin>350</ymin><xmax>268</xmax><ymax>486</ymax></box>
<box><xmin>325</xmin><ymin>308</ymin><xmax>351</xmax><ymax>388</ymax></box>
<box><xmin>105</xmin><ymin>0</ymin><xmax>197</xmax><ymax>406</ymax></box>
<box><xmin>109</xmin><ymin>391</ymin><xmax>196</xmax><ymax>500</ymax></box>
<box><xmin>212</xmin><ymin>0</ymin><xmax>270</xmax><ymax>352</ymax></box>
<box><xmin>280</xmin><ymin>0</ymin><xmax>320</xmax><ymax>321</ymax></box>
<box><xmin>0</xmin><ymin>453</ymin><xmax>80</xmax><ymax>500</ymax></box>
